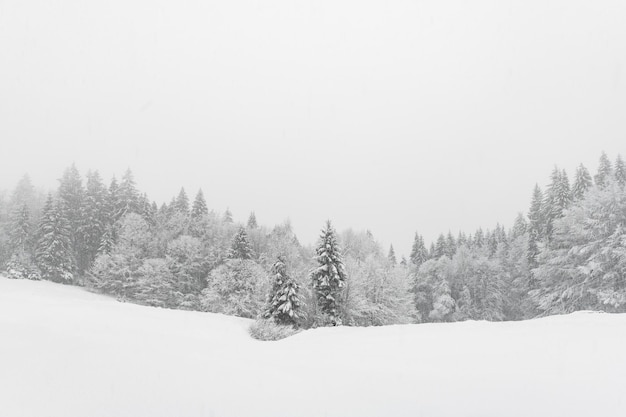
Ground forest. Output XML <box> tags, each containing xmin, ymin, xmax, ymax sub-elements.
<box><xmin>2</xmin><ymin>151</ymin><xmax>625</xmax><ymax>334</ymax></box>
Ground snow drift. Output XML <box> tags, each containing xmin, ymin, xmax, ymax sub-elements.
<box><xmin>1</xmin><ymin>276</ymin><xmax>625</xmax><ymax>417</ymax></box>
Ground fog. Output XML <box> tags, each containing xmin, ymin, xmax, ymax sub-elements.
<box><xmin>1</xmin><ymin>0</ymin><xmax>625</xmax><ymax>255</ymax></box>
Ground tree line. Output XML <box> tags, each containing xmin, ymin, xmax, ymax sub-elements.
<box><xmin>1</xmin><ymin>152</ymin><xmax>625</xmax><ymax>329</ymax></box>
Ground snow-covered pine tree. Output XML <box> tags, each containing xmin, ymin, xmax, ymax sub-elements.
<box><xmin>527</xmin><ymin>184</ymin><xmax>544</xmax><ymax>270</ymax></box>
<box><xmin>572</xmin><ymin>164</ymin><xmax>593</xmax><ymax>200</ymax></box>
<box><xmin>511</xmin><ymin>213</ymin><xmax>528</xmax><ymax>239</ymax></box>
<box><xmin>615</xmin><ymin>155</ymin><xmax>626</xmax><ymax>187</ymax></box>
<box><xmin>116</xmin><ymin>169</ymin><xmax>140</xmax><ymax>220</ymax></box>
<box><xmin>8</xmin><ymin>203</ymin><xmax>31</xmax><ymax>254</ymax></box>
<box><xmin>457</xmin><ymin>232</ymin><xmax>468</xmax><ymax>248</ymax></box>
<box><xmin>5</xmin><ymin>203</ymin><xmax>40</xmax><ymax>280</ymax></box>
<box><xmin>229</xmin><ymin>226</ymin><xmax>254</xmax><ymax>260</ymax></box>
<box><xmin>35</xmin><ymin>194</ymin><xmax>74</xmax><ymax>283</ymax></box>
<box><xmin>310</xmin><ymin>220</ymin><xmax>347</xmax><ymax>326</ymax></box>
<box><xmin>445</xmin><ymin>232</ymin><xmax>457</xmax><ymax>258</ymax></box>
<box><xmin>264</xmin><ymin>255</ymin><xmax>304</xmax><ymax>326</ymax></box>
<box><xmin>543</xmin><ymin>167</ymin><xmax>571</xmax><ymax>241</ymax></box>
<box><xmin>9</xmin><ymin>174</ymin><xmax>36</xmax><ymax>209</ymax></box>
<box><xmin>174</xmin><ymin>187</ymin><xmax>190</xmax><ymax>214</ymax></box>
<box><xmin>247</xmin><ymin>212</ymin><xmax>258</xmax><ymax>229</ymax></box>
<box><xmin>434</xmin><ymin>234</ymin><xmax>447</xmax><ymax>258</ymax></box>
<box><xmin>58</xmin><ymin>164</ymin><xmax>86</xmax><ymax>272</ymax></box>
<box><xmin>107</xmin><ymin>176</ymin><xmax>121</xmax><ymax>222</ymax></box>
<box><xmin>409</xmin><ymin>233</ymin><xmax>428</xmax><ymax>268</ymax></box>
<box><xmin>191</xmin><ymin>189</ymin><xmax>208</xmax><ymax>218</ymax></box>
<box><xmin>80</xmin><ymin>171</ymin><xmax>108</xmax><ymax>269</ymax></box>
<box><xmin>388</xmin><ymin>244</ymin><xmax>397</xmax><ymax>265</ymax></box>
<box><xmin>595</xmin><ymin>152</ymin><xmax>613</xmax><ymax>188</ymax></box>
<box><xmin>138</xmin><ymin>193</ymin><xmax>156</xmax><ymax>225</ymax></box>
<box><xmin>223</xmin><ymin>208</ymin><xmax>233</xmax><ymax>223</ymax></box>
<box><xmin>474</xmin><ymin>228</ymin><xmax>485</xmax><ymax>248</ymax></box>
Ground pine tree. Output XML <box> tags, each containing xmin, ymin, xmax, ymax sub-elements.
<box><xmin>107</xmin><ymin>177</ymin><xmax>120</xmax><ymax>221</ymax></box>
<box><xmin>310</xmin><ymin>220</ymin><xmax>347</xmax><ymax>325</ymax></box>
<box><xmin>247</xmin><ymin>212</ymin><xmax>258</xmax><ymax>229</ymax></box>
<box><xmin>409</xmin><ymin>233</ymin><xmax>428</xmax><ymax>268</ymax></box>
<box><xmin>400</xmin><ymin>255</ymin><xmax>407</xmax><ymax>266</ymax></box>
<box><xmin>511</xmin><ymin>213</ymin><xmax>528</xmax><ymax>239</ymax></box>
<box><xmin>229</xmin><ymin>226</ymin><xmax>254</xmax><ymax>260</ymax></box>
<box><xmin>457</xmin><ymin>232</ymin><xmax>468</xmax><ymax>248</ymax></box>
<box><xmin>434</xmin><ymin>234</ymin><xmax>446</xmax><ymax>258</ymax></box>
<box><xmin>10</xmin><ymin>174</ymin><xmax>36</xmax><ymax>208</ymax></box>
<box><xmin>263</xmin><ymin>255</ymin><xmax>304</xmax><ymax>326</ymax></box>
<box><xmin>58</xmin><ymin>164</ymin><xmax>85</xmax><ymax>272</ymax></box>
<box><xmin>388</xmin><ymin>244</ymin><xmax>397</xmax><ymax>265</ymax></box>
<box><xmin>8</xmin><ymin>203</ymin><xmax>31</xmax><ymax>254</ymax></box>
<box><xmin>572</xmin><ymin>164</ymin><xmax>592</xmax><ymax>200</ymax></box>
<box><xmin>191</xmin><ymin>189</ymin><xmax>208</xmax><ymax>218</ymax></box>
<box><xmin>117</xmin><ymin>169</ymin><xmax>139</xmax><ymax>219</ymax></box>
<box><xmin>35</xmin><ymin>195</ymin><xmax>74</xmax><ymax>283</ymax></box>
<box><xmin>615</xmin><ymin>155</ymin><xmax>626</xmax><ymax>187</ymax></box>
<box><xmin>174</xmin><ymin>187</ymin><xmax>190</xmax><ymax>214</ymax></box>
<box><xmin>445</xmin><ymin>232</ymin><xmax>457</xmax><ymax>258</ymax></box>
<box><xmin>80</xmin><ymin>171</ymin><xmax>108</xmax><ymax>269</ymax></box>
<box><xmin>223</xmin><ymin>208</ymin><xmax>233</xmax><ymax>223</ymax></box>
<box><xmin>527</xmin><ymin>184</ymin><xmax>544</xmax><ymax>270</ymax></box>
<box><xmin>138</xmin><ymin>193</ymin><xmax>156</xmax><ymax>225</ymax></box>
<box><xmin>543</xmin><ymin>168</ymin><xmax>571</xmax><ymax>240</ymax></box>
<box><xmin>474</xmin><ymin>228</ymin><xmax>485</xmax><ymax>248</ymax></box>
<box><xmin>595</xmin><ymin>152</ymin><xmax>612</xmax><ymax>188</ymax></box>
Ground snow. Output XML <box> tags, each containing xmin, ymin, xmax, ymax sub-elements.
<box><xmin>1</xmin><ymin>276</ymin><xmax>625</xmax><ymax>417</ymax></box>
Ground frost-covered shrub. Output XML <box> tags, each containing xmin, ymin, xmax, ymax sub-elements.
<box><xmin>248</xmin><ymin>319</ymin><xmax>301</xmax><ymax>341</ymax></box>
<box><xmin>201</xmin><ymin>259</ymin><xmax>267</xmax><ymax>318</ymax></box>
<box><xmin>5</xmin><ymin>252</ymin><xmax>41</xmax><ymax>280</ymax></box>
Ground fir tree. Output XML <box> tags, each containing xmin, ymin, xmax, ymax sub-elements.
<box><xmin>79</xmin><ymin>171</ymin><xmax>108</xmax><ymax>269</ymax></box>
<box><xmin>527</xmin><ymin>184</ymin><xmax>544</xmax><ymax>270</ymax></box>
<box><xmin>615</xmin><ymin>155</ymin><xmax>626</xmax><ymax>187</ymax></box>
<box><xmin>457</xmin><ymin>232</ymin><xmax>468</xmax><ymax>248</ymax></box>
<box><xmin>247</xmin><ymin>212</ymin><xmax>258</xmax><ymax>229</ymax></box>
<box><xmin>117</xmin><ymin>169</ymin><xmax>139</xmax><ymax>219</ymax></box>
<box><xmin>263</xmin><ymin>255</ymin><xmax>304</xmax><ymax>326</ymax></box>
<box><xmin>595</xmin><ymin>152</ymin><xmax>612</xmax><ymax>188</ymax></box>
<box><xmin>400</xmin><ymin>255</ymin><xmax>407</xmax><ymax>267</ymax></box>
<box><xmin>58</xmin><ymin>164</ymin><xmax>85</xmax><ymax>272</ymax></box>
<box><xmin>474</xmin><ymin>228</ymin><xmax>485</xmax><ymax>248</ymax></box>
<box><xmin>174</xmin><ymin>187</ymin><xmax>190</xmax><ymax>214</ymax></box>
<box><xmin>388</xmin><ymin>244</ymin><xmax>397</xmax><ymax>265</ymax></box>
<box><xmin>434</xmin><ymin>234</ymin><xmax>447</xmax><ymax>258</ymax></box>
<box><xmin>9</xmin><ymin>203</ymin><xmax>31</xmax><ymax>254</ymax></box>
<box><xmin>10</xmin><ymin>174</ymin><xmax>36</xmax><ymax>208</ymax></box>
<box><xmin>310</xmin><ymin>220</ymin><xmax>347</xmax><ymax>326</ymax></box>
<box><xmin>543</xmin><ymin>167</ymin><xmax>570</xmax><ymax>240</ymax></box>
<box><xmin>35</xmin><ymin>195</ymin><xmax>74</xmax><ymax>282</ymax></box>
<box><xmin>223</xmin><ymin>208</ymin><xmax>233</xmax><ymax>223</ymax></box>
<box><xmin>409</xmin><ymin>233</ymin><xmax>428</xmax><ymax>268</ymax></box>
<box><xmin>191</xmin><ymin>189</ymin><xmax>208</xmax><ymax>218</ymax></box>
<box><xmin>572</xmin><ymin>164</ymin><xmax>592</xmax><ymax>200</ymax></box>
<box><xmin>445</xmin><ymin>232</ymin><xmax>457</xmax><ymax>258</ymax></box>
<box><xmin>511</xmin><ymin>213</ymin><xmax>528</xmax><ymax>239</ymax></box>
<box><xmin>229</xmin><ymin>226</ymin><xmax>254</xmax><ymax>260</ymax></box>
<box><xmin>107</xmin><ymin>177</ymin><xmax>121</xmax><ymax>221</ymax></box>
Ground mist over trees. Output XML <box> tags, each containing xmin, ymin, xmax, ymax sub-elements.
<box><xmin>2</xmin><ymin>152</ymin><xmax>626</xmax><ymax>329</ymax></box>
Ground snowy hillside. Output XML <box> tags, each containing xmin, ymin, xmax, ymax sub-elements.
<box><xmin>1</xmin><ymin>277</ymin><xmax>625</xmax><ymax>417</ymax></box>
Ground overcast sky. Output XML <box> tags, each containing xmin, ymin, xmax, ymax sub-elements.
<box><xmin>1</xmin><ymin>0</ymin><xmax>625</xmax><ymax>257</ymax></box>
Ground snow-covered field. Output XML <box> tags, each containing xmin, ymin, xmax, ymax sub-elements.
<box><xmin>1</xmin><ymin>276</ymin><xmax>625</xmax><ymax>417</ymax></box>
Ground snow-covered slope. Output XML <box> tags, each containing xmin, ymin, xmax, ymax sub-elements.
<box><xmin>1</xmin><ymin>276</ymin><xmax>625</xmax><ymax>417</ymax></box>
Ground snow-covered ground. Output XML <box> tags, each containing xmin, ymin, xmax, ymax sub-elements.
<box><xmin>1</xmin><ymin>276</ymin><xmax>625</xmax><ymax>417</ymax></box>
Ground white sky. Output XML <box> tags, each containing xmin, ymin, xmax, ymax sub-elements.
<box><xmin>1</xmin><ymin>0</ymin><xmax>625</xmax><ymax>257</ymax></box>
